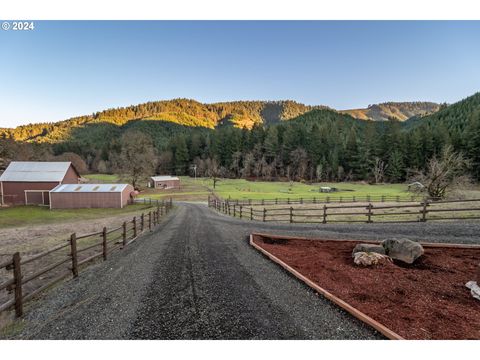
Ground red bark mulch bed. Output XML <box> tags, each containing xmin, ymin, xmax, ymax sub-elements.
<box><xmin>252</xmin><ymin>235</ymin><xmax>480</xmax><ymax>340</ymax></box>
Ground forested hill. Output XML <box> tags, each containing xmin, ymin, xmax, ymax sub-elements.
<box><xmin>0</xmin><ymin>98</ymin><xmax>442</xmax><ymax>143</ymax></box>
<box><xmin>342</xmin><ymin>101</ymin><xmax>441</xmax><ymax>121</ymax></box>
<box><xmin>0</xmin><ymin>99</ymin><xmax>326</xmax><ymax>143</ymax></box>
<box><xmin>0</xmin><ymin>92</ymin><xmax>479</xmax><ymax>182</ymax></box>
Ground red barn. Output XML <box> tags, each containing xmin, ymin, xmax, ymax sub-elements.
<box><xmin>0</xmin><ymin>161</ymin><xmax>80</xmax><ymax>206</ymax></box>
<box><xmin>49</xmin><ymin>183</ymin><xmax>134</xmax><ymax>209</ymax></box>
<box><xmin>150</xmin><ymin>176</ymin><xmax>180</xmax><ymax>190</ymax></box>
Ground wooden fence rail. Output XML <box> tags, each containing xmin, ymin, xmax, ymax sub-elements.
<box><xmin>221</xmin><ymin>194</ymin><xmax>428</xmax><ymax>207</ymax></box>
<box><xmin>0</xmin><ymin>197</ymin><xmax>173</xmax><ymax>318</ymax></box>
<box><xmin>208</xmin><ymin>195</ymin><xmax>480</xmax><ymax>225</ymax></box>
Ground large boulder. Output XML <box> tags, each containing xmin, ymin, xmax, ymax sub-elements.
<box><xmin>381</xmin><ymin>238</ymin><xmax>424</xmax><ymax>264</ymax></box>
<box><xmin>352</xmin><ymin>243</ymin><xmax>386</xmax><ymax>256</ymax></box>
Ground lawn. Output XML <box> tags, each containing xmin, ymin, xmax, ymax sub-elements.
<box><xmin>0</xmin><ymin>204</ymin><xmax>153</xmax><ymax>229</ymax></box>
<box><xmin>83</xmin><ymin>173</ymin><xmax>120</xmax><ymax>182</ymax></box>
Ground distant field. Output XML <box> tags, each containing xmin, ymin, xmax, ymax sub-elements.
<box><xmin>137</xmin><ymin>176</ymin><xmax>414</xmax><ymax>202</ymax></box>
<box><xmin>87</xmin><ymin>174</ymin><xmax>480</xmax><ymax>202</ymax></box>
<box><xmin>83</xmin><ymin>174</ymin><xmax>120</xmax><ymax>182</ymax></box>
<box><xmin>198</xmin><ymin>178</ymin><xmax>413</xmax><ymax>201</ymax></box>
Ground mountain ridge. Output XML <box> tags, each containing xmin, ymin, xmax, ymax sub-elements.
<box><xmin>0</xmin><ymin>98</ymin><xmax>441</xmax><ymax>143</ymax></box>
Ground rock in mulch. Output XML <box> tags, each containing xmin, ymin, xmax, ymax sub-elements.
<box><xmin>381</xmin><ymin>238</ymin><xmax>424</xmax><ymax>264</ymax></box>
<box><xmin>353</xmin><ymin>252</ymin><xmax>391</xmax><ymax>267</ymax></box>
<box><xmin>352</xmin><ymin>243</ymin><xmax>386</xmax><ymax>256</ymax></box>
<box><xmin>465</xmin><ymin>281</ymin><xmax>480</xmax><ymax>301</ymax></box>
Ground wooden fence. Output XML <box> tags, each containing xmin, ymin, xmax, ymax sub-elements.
<box><xmin>208</xmin><ymin>195</ymin><xmax>480</xmax><ymax>224</ymax></box>
<box><xmin>0</xmin><ymin>197</ymin><xmax>173</xmax><ymax>318</ymax></box>
<box><xmin>223</xmin><ymin>194</ymin><xmax>425</xmax><ymax>207</ymax></box>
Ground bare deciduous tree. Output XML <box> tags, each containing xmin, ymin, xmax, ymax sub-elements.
<box><xmin>413</xmin><ymin>146</ymin><xmax>470</xmax><ymax>199</ymax></box>
<box><xmin>372</xmin><ymin>157</ymin><xmax>388</xmax><ymax>184</ymax></box>
<box><xmin>205</xmin><ymin>158</ymin><xmax>220</xmax><ymax>189</ymax></box>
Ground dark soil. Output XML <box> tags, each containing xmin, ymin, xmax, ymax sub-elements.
<box><xmin>254</xmin><ymin>237</ymin><xmax>480</xmax><ymax>340</ymax></box>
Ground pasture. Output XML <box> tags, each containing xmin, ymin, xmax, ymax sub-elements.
<box><xmin>137</xmin><ymin>176</ymin><xmax>414</xmax><ymax>202</ymax></box>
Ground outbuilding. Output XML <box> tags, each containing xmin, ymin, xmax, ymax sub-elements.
<box><xmin>0</xmin><ymin>161</ymin><xmax>80</xmax><ymax>205</ymax></box>
<box><xmin>49</xmin><ymin>183</ymin><xmax>135</xmax><ymax>209</ymax></box>
<box><xmin>150</xmin><ymin>176</ymin><xmax>180</xmax><ymax>190</ymax></box>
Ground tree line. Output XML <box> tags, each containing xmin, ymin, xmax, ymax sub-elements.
<box><xmin>1</xmin><ymin>93</ymin><xmax>479</xmax><ymax>188</ymax></box>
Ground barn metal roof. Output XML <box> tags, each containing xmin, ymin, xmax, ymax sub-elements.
<box><xmin>151</xmin><ymin>176</ymin><xmax>180</xmax><ymax>181</ymax></box>
<box><xmin>51</xmin><ymin>183</ymin><xmax>130</xmax><ymax>193</ymax></box>
<box><xmin>0</xmin><ymin>161</ymin><xmax>73</xmax><ymax>182</ymax></box>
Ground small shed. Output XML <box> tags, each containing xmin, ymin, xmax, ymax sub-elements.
<box><xmin>150</xmin><ymin>176</ymin><xmax>180</xmax><ymax>190</ymax></box>
<box><xmin>0</xmin><ymin>161</ymin><xmax>80</xmax><ymax>205</ymax></box>
<box><xmin>49</xmin><ymin>183</ymin><xmax>134</xmax><ymax>209</ymax></box>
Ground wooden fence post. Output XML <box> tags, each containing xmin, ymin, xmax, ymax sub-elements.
<box><xmin>208</xmin><ymin>195</ymin><xmax>210</xmax><ymax>207</ymax></box>
<box><xmin>326</xmin><ymin>196</ymin><xmax>330</xmax><ymax>203</ymax></box>
<box><xmin>287</xmin><ymin>198</ymin><xmax>290</xmax><ymax>204</ymax></box>
<box><xmin>160</xmin><ymin>205</ymin><xmax>164</xmax><ymax>217</ymax></box>
<box><xmin>289</xmin><ymin>207</ymin><xmax>293</xmax><ymax>223</ymax></box>
<box><xmin>313</xmin><ymin>197</ymin><xmax>316</xmax><ymax>204</ymax></box>
<box><xmin>12</xmin><ymin>252</ymin><xmax>23</xmax><ymax>317</ymax></box>
<box><xmin>133</xmin><ymin>217</ymin><xmax>137</xmax><ymax>238</ymax></box>
<box><xmin>367</xmin><ymin>203</ymin><xmax>373</xmax><ymax>223</ymax></box>
<box><xmin>396</xmin><ymin>195</ymin><xmax>400</xmax><ymax>202</ymax></box>
<box><xmin>233</xmin><ymin>204</ymin><xmax>236</xmax><ymax>217</ymax></box>
<box><xmin>141</xmin><ymin>213</ymin><xmax>145</xmax><ymax>232</ymax></box>
<box><xmin>263</xmin><ymin>208</ymin><xmax>266</xmax><ymax>222</ymax></box>
<box><xmin>250</xmin><ymin>207</ymin><xmax>253</xmax><ymax>221</ymax></box>
<box><xmin>122</xmin><ymin>221</ymin><xmax>127</xmax><ymax>246</ymax></box>
<box><xmin>102</xmin><ymin>227</ymin><xmax>107</xmax><ymax>260</ymax></box>
<box><xmin>240</xmin><ymin>205</ymin><xmax>243</xmax><ymax>219</ymax></box>
<box><xmin>275</xmin><ymin>198</ymin><xmax>278</xmax><ymax>205</ymax></box>
<box><xmin>70</xmin><ymin>233</ymin><xmax>78</xmax><ymax>278</ymax></box>
<box><xmin>381</xmin><ymin>195</ymin><xmax>385</xmax><ymax>202</ymax></box>
<box><xmin>421</xmin><ymin>200</ymin><xmax>428</xmax><ymax>222</ymax></box>
<box><xmin>322</xmin><ymin>205</ymin><xmax>327</xmax><ymax>224</ymax></box>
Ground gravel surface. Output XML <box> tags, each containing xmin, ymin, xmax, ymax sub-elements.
<box><xmin>9</xmin><ymin>203</ymin><xmax>480</xmax><ymax>340</ymax></box>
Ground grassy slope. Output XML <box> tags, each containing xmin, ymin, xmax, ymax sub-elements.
<box><xmin>0</xmin><ymin>204</ymin><xmax>151</xmax><ymax>229</ymax></box>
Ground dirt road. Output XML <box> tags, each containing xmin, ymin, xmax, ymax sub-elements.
<box><xmin>10</xmin><ymin>203</ymin><xmax>480</xmax><ymax>339</ymax></box>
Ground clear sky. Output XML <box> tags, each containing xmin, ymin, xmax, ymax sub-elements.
<box><xmin>1</xmin><ymin>21</ymin><xmax>479</xmax><ymax>128</ymax></box>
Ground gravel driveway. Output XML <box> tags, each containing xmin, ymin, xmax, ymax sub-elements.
<box><xmin>9</xmin><ymin>202</ymin><xmax>480</xmax><ymax>339</ymax></box>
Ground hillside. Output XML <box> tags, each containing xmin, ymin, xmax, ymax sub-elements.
<box><xmin>1</xmin><ymin>92</ymin><xmax>480</xmax><ymax>181</ymax></box>
<box><xmin>0</xmin><ymin>99</ymin><xmax>442</xmax><ymax>144</ymax></box>
<box><xmin>342</xmin><ymin>102</ymin><xmax>441</xmax><ymax>121</ymax></box>
<box><xmin>0</xmin><ymin>99</ymin><xmax>327</xmax><ymax>143</ymax></box>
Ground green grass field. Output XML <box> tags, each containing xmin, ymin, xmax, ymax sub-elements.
<box><xmin>198</xmin><ymin>178</ymin><xmax>412</xmax><ymax>201</ymax></box>
<box><xmin>83</xmin><ymin>173</ymin><xmax>120</xmax><ymax>182</ymax></box>
<box><xmin>135</xmin><ymin>175</ymin><xmax>415</xmax><ymax>202</ymax></box>
<box><xmin>0</xmin><ymin>204</ymin><xmax>152</xmax><ymax>229</ymax></box>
